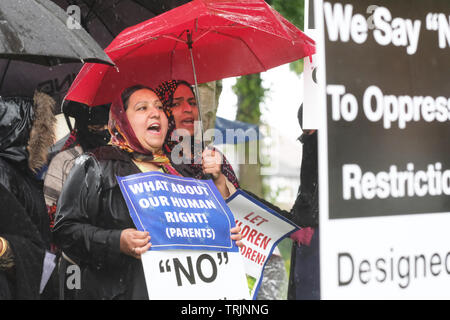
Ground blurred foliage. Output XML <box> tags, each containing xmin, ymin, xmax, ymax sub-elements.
<box><xmin>270</xmin><ymin>0</ymin><xmax>305</xmax><ymax>75</ymax></box>
<box><xmin>270</xmin><ymin>0</ymin><xmax>305</xmax><ymax>29</ymax></box>
<box><xmin>233</xmin><ymin>74</ymin><xmax>267</xmax><ymax>124</ymax></box>
<box><xmin>278</xmin><ymin>237</ymin><xmax>293</xmax><ymax>272</ymax></box>
<box><xmin>289</xmin><ymin>59</ymin><xmax>304</xmax><ymax>74</ymax></box>
<box><xmin>233</xmin><ymin>74</ymin><xmax>267</xmax><ymax>197</ymax></box>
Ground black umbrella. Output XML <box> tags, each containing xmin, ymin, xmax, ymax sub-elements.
<box><xmin>0</xmin><ymin>0</ymin><xmax>190</xmax><ymax>111</ymax></box>
<box><xmin>51</xmin><ymin>0</ymin><xmax>193</xmax><ymax>48</ymax></box>
<box><xmin>0</xmin><ymin>0</ymin><xmax>115</xmax><ymax>107</ymax></box>
<box><xmin>0</xmin><ymin>0</ymin><xmax>113</xmax><ymax>66</ymax></box>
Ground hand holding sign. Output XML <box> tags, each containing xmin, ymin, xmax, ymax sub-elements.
<box><xmin>202</xmin><ymin>148</ymin><xmax>231</xmax><ymax>199</ymax></box>
<box><xmin>202</xmin><ymin>148</ymin><xmax>223</xmax><ymax>180</ymax></box>
<box><xmin>120</xmin><ymin>229</ymin><xmax>151</xmax><ymax>259</ymax></box>
<box><xmin>230</xmin><ymin>226</ymin><xmax>243</xmax><ymax>248</ymax></box>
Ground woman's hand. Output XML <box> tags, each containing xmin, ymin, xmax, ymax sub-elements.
<box><xmin>203</xmin><ymin>148</ymin><xmax>230</xmax><ymax>198</ymax></box>
<box><xmin>120</xmin><ymin>228</ymin><xmax>151</xmax><ymax>259</ymax></box>
<box><xmin>202</xmin><ymin>148</ymin><xmax>223</xmax><ymax>180</ymax></box>
<box><xmin>231</xmin><ymin>226</ymin><xmax>243</xmax><ymax>248</ymax></box>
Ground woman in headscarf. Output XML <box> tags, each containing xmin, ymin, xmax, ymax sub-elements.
<box><xmin>53</xmin><ymin>85</ymin><xmax>241</xmax><ymax>300</ymax></box>
<box><xmin>155</xmin><ymin>80</ymin><xmax>240</xmax><ymax>197</ymax></box>
<box><xmin>0</xmin><ymin>91</ymin><xmax>57</xmax><ymax>299</ymax></box>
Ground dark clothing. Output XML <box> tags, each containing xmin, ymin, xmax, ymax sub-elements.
<box><xmin>53</xmin><ymin>146</ymin><xmax>148</xmax><ymax>300</ymax></box>
<box><xmin>0</xmin><ymin>183</ymin><xmax>45</xmax><ymax>299</ymax></box>
<box><xmin>0</xmin><ymin>96</ymin><xmax>52</xmax><ymax>246</ymax></box>
<box><xmin>293</xmin><ymin>132</ymin><xmax>319</xmax><ymax>228</ymax></box>
<box><xmin>0</xmin><ymin>158</ymin><xmax>51</xmax><ymax>247</ymax></box>
<box><xmin>0</xmin><ymin>96</ymin><xmax>52</xmax><ymax>299</ymax></box>
<box><xmin>288</xmin><ymin>228</ymin><xmax>320</xmax><ymax>300</ymax></box>
<box><xmin>62</xmin><ymin>101</ymin><xmax>111</xmax><ymax>151</ymax></box>
<box><xmin>288</xmin><ymin>131</ymin><xmax>320</xmax><ymax>299</ymax></box>
<box><xmin>0</xmin><ymin>97</ymin><xmax>34</xmax><ymax>168</ymax></box>
<box><xmin>0</xmin><ymin>273</ymin><xmax>13</xmax><ymax>299</ymax></box>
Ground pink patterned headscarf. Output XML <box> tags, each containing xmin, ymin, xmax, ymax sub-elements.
<box><xmin>108</xmin><ymin>86</ymin><xmax>181</xmax><ymax>176</ymax></box>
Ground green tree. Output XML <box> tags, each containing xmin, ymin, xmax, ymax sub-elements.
<box><xmin>232</xmin><ymin>1</ymin><xmax>305</xmax><ymax>197</ymax></box>
<box><xmin>233</xmin><ymin>74</ymin><xmax>267</xmax><ymax>197</ymax></box>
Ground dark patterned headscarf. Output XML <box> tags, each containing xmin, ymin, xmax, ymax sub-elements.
<box><xmin>108</xmin><ymin>85</ymin><xmax>181</xmax><ymax>176</ymax></box>
<box><xmin>153</xmin><ymin>80</ymin><xmax>188</xmax><ymax>153</ymax></box>
<box><xmin>155</xmin><ymin>80</ymin><xmax>240</xmax><ymax>188</ymax></box>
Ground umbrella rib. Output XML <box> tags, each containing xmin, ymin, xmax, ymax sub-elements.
<box><xmin>264</xmin><ymin>4</ymin><xmax>295</xmax><ymax>41</ymax></box>
<box><xmin>192</xmin><ymin>29</ymin><xmax>212</xmax><ymax>43</ymax></box>
<box><xmin>108</xmin><ymin>30</ymin><xmax>187</xmax><ymax>58</ymax></box>
<box><xmin>84</xmin><ymin>1</ymin><xmax>96</xmax><ymax>23</ymax></box>
<box><xmin>161</xmin><ymin>35</ymin><xmax>188</xmax><ymax>44</ymax></box>
<box><xmin>0</xmin><ymin>59</ymin><xmax>11</xmax><ymax>92</ymax></box>
<box><xmin>34</xmin><ymin>0</ymin><xmax>90</xmax><ymax>62</ymax></box>
<box><xmin>80</xmin><ymin>0</ymin><xmax>116</xmax><ymax>39</ymax></box>
<box><xmin>168</xmin><ymin>30</ymin><xmax>189</xmax><ymax>80</ymax></box>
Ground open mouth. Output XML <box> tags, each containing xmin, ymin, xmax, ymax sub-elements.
<box><xmin>147</xmin><ymin>123</ymin><xmax>161</xmax><ymax>134</ymax></box>
<box><xmin>181</xmin><ymin>117</ymin><xmax>194</xmax><ymax>126</ymax></box>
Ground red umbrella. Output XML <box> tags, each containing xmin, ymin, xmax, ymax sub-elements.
<box><xmin>65</xmin><ymin>0</ymin><xmax>315</xmax><ymax>107</ymax></box>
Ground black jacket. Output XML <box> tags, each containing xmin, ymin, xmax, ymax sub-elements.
<box><xmin>0</xmin><ymin>159</ymin><xmax>51</xmax><ymax>247</ymax></box>
<box><xmin>53</xmin><ymin>146</ymin><xmax>148</xmax><ymax>300</ymax></box>
<box><xmin>290</xmin><ymin>131</ymin><xmax>319</xmax><ymax>228</ymax></box>
<box><xmin>0</xmin><ymin>96</ymin><xmax>51</xmax><ymax>299</ymax></box>
<box><xmin>0</xmin><ymin>184</ymin><xmax>45</xmax><ymax>299</ymax></box>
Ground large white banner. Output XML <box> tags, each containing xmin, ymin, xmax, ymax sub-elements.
<box><xmin>315</xmin><ymin>0</ymin><xmax>450</xmax><ymax>299</ymax></box>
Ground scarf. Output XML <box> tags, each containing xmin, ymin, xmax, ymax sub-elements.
<box><xmin>155</xmin><ymin>80</ymin><xmax>240</xmax><ymax>188</ymax></box>
<box><xmin>108</xmin><ymin>88</ymin><xmax>181</xmax><ymax>176</ymax></box>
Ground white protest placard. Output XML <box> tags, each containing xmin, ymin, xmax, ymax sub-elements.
<box><xmin>142</xmin><ymin>250</ymin><xmax>250</xmax><ymax>300</ymax></box>
<box><xmin>226</xmin><ymin>190</ymin><xmax>299</xmax><ymax>299</ymax></box>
